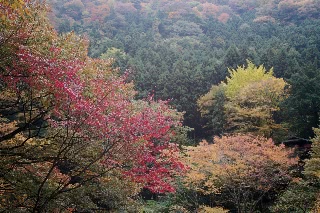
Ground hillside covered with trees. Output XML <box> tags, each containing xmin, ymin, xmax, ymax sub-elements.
<box><xmin>48</xmin><ymin>0</ymin><xmax>320</xmax><ymax>140</ymax></box>
<box><xmin>1</xmin><ymin>0</ymin><xmax>320</xmax><ymax>212</ymax></box>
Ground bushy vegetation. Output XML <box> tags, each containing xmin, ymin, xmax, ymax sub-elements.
<box><xmin>1</xmin><ymin>0</ymin><xmax>320</xmax><ymax>212</ymax></box>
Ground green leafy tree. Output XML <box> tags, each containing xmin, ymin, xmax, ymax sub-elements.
<box><xmin>271</xmin><ymin>180</ymin><xmax>319</xmax><ymax>213</ymax></box>
<box><xmin>223</xmin><ymin>44</ymin><xmax>245</xmax><ymax>69</ymax></box>
<box><xmin>272</xmin><ymin>127</ymin><xmax>320</xmax><ymax>212</ymax></box>
<box><xmin>199</xmin><ymin>61</ymin><xmax>288</xmax><ymax>139</ymax></box>
<box><xmin>283</xmin><ymin>63</ymin><xmax>320</xmax><ymax>138</ymax></box>
<box><xmin>197</xmin><ymin>85</ymin><xmax>226</xmax><ymax>136</ymax></box>
<box><xmin>100</xmin><ymin>47</ymin><xmax>128</xmax><ymax>72</ymax></box>
<box><xmin>305</xmin><ymin>127</ymin><xmax>320</xmax><ymax>179</ymax></box>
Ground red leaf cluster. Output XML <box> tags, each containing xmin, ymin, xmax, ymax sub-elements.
<box><xmin>1</xmin><ymin>41</ymin><xmax>185</xmax><ymax>194</ymax></box>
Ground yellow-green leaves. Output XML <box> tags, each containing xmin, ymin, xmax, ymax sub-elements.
<box><xmin>225</xmin><ymin>60</ymin><xmax>274</xmax><ymax>99</ymax></box>
<box><xmin>226</xmin><ymin>75</ymin><xmax>287</xmax><ymax>137</ymax></box>
<box><xmin>198</xmin><ymin>60</ymin><xmax>288</xmax><ymax>139</ymax></box>
<box><xmin>0</xmin><ymin>0</ymin><xmax>32</xmax><ymax>27</ymax></box>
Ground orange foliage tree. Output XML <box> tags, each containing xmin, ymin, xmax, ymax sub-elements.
<box><xmin>183</xmin><ymin>134</ymin><xmax>298</xmax><ymax>212</ymax></box>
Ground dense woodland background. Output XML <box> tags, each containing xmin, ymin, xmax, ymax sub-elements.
<box><xmin>1</xmin><ymin>0</ymin><xmax>320</xmax><ymax>212</ymax></box>
<box><xmin>49</xmin><ymin>0</ymin><xmax>320</xmax><ymax>140</ymax></box>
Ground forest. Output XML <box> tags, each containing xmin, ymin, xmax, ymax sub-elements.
<box><xmin>0</xmin><ymin>0</ymin><xmax>320</xmax><ymax>212</ymax></box>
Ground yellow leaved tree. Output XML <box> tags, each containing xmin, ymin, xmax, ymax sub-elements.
<box><xmin>198</xmin><ymin>60</ymin><xmax>288</xmax><ymax>139</ymax></box>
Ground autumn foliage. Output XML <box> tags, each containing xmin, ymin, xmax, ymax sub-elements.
<box><xmin>198</xmin><ymin>61</ymin><xmax>288</xmax><ymax>139</ymax></box>
<box><xmin>0</xmin><ymin>1</ymin><xmax>185</xmax><ymax>211</ymax></box>
<box><xmin>1</xmin><ymin>0</ymin><xmax>318</xmax><ymax>212</ymax></box>
<box><xmin>183</xmin><ymin>134</ymin><xmax>298</xmax><ymax>212</ymax></box>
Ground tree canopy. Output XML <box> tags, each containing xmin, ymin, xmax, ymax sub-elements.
<box><xmin>0</xmin><ymin>1</ymin><xmax>187</xmax><ymax>211</ymax></box>
<box><xmin>183</xmin><ymin>134</ymin><xmax>297</xmax><ymax>212</ymax></box>
<box><xmin>198</xmin><ymin>61</ymin><xmax>288</xmax><ymax>139</ymax></box>
<box><xmin>1</xmin><ymin>0</ymin><xmax>320</xmax><ymax>211</ymax></box>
